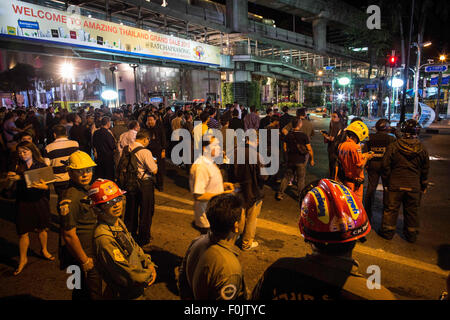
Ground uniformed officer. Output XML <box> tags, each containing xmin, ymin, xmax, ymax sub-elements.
<box><xmin>336</xmin><ymin>120</ymin><xmax>374</xmax><ymax>200</ymax></box>
<box><xmin>88</xmin><ymin>179</ymin><xmax>157</xmax><ymax>300</ymax></box>
<box><xmin>178</xmin><ymin>193</ymin><xmax>248</xmax><ymax>300</ymax></box>
<box><xmin>252</xmin><ymin>179</ymin><xmax>396</xmax><ymax>300</ymax></box>
<box><xmin>59</xmin><ymin>151</ymin><xmax>102</xmax><ymax>300</ymax></box>
<box><xmin>363</xmin><ymin>119</ymin><xmax>396</xmax><ymax>221</ymax></box>
<box><xmin>380</xmin><ymin>119</ymin><xmax>429</xmax><ymax>243</ymax></box>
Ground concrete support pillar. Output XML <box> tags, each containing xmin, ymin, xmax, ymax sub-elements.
<box><xmin>234</xmin><ymin>71</ymin><xmax>251</xmax><ymax>83</ymax></box>
<box><xmin>312</xmin><ymin>18</ymin><xmax>327</xmax><ymax>52</ymax></box>
<box><xmin>226</xmin><ymin>0</ymin><xmax>248</xmax><ymax>33</ymax></box>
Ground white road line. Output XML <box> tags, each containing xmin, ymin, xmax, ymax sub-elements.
<box><xmin>155</xmin><ymin>193</ymin><xmax>448</xmax><ymax>277</ymax></box>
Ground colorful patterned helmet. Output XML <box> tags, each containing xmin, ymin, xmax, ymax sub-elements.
<box><xmin>88</xmin><ymin>179</ymin><xmax>126</xmax><ymax>205</ymax></box>
<box><xmin>298</xmin><ymin>179</ymin><xmax>371</xmax><ymax>244</ymax></box>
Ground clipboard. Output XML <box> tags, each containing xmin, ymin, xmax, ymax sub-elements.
<box><xmin>23</xmin><ymin>166</ymin><xmax>56</xmax><ymax>189</ymax></box>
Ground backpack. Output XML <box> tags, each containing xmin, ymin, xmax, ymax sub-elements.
<box><xmin>116</xmin><ymin>146</ymin><xmax>146</xmax><ymax>192</ymax></box>
<box><xmin>287</xmin><ymin>131</ymin><xmax>309</xmax><ymax>155</ymax></box>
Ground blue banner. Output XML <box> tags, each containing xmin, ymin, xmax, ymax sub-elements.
<box><xmin>18</xmin><ymin>19</ymin><xmax>39</xmax><ymax>30</ymax></box>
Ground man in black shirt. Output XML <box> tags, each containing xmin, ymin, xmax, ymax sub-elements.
<box><xmin>259</xmin><ymin>107</ymin><xmax>273</xmax><ymax>129</ymax></box>
<box><xmin>229</xmin><ymin>109</ymin><xmax>244</xmax><ymax>130</ymax></box>
<box><xmin>363</xmin><ymin>119</ymin><xmax>396</xmax><ymax>221</ymax></box>
<box><xmin>145</xmin><ymin>113</ymin><xmax>167</xmax><ymax>192</ymax></box>
<box><xmin>92</xmin><ymin>116</ymin><xmax>116</xmax><ymax>180</ymax></box>
<box><xmin>276</xmin><ymin>118</ymin><xmax>314</xmax><ymax>200</ymax></box>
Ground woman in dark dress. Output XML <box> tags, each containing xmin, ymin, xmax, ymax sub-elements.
<box><xmin>7</xmin><ymin>141</ymin><xmax>55</xmax><ymax>276</ymax></box>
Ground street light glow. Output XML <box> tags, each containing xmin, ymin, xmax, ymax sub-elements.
<box><xmin>389</xmin><ymin>78</ymin><xmax>404</xmax><ymax>88</ymax></box>
<box><xmin>338</xmin><ymin>77</ymin><xmax>350</xmax><ymax>86</ymax></box>
<box><xmin>440</xmin><ymin>55</ymin><xmax>447</xmax><ymax>62</ymax></box>
<box><xmin>101</xmin><ymin>90</ymin><xmax>118</xmax><ymax>100</ymax></box>
<box><xmin>337</xmin><ymin>93</ymin><xmax>344</xmax><ymax>100</ymax></box>
<box><xmin>60</xmin><ymin>63</ymin><xmax>74</xmax><ymax>79</ymax></box>
<box><xmin>423</xmin><ymin>41</ymin><xmax>432</xmax><ymax>47</ymax></box>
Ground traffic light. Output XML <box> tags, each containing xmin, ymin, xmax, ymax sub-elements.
<box><xmin>388</xmin><ymin>55</ymin><xmax>398</xmax><ymax>67</ymax></box>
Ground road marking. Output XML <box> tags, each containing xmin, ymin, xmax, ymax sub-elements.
<box><xmin>155</xmin><ymin>190</ymin><xmax>194</xmax><ymax>205</ymax></box>
<box><xmin>155</xmin><ymin>193</ymin><xmax>448</xmax><ymax>277</ymax></box>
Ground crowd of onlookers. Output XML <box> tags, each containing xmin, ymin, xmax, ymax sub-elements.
<box><xmin>0</xmin><ymin>101</ymin><xmax>447</xmax><ymax>300</ymax></box>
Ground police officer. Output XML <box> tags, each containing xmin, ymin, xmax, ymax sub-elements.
<box><xmin>380</xmin><ymin>119</ymin><xmax>430</xmax><ymax>243</ymax></box>
<box><xmin>252</xmin><ymin>179</ymin><xmax>396</xmax><ymax>300</ymax></box>
<box><xmin>59</xmin><ymin>151</ymin><xmax>102</xmax><ymax>300</ymax></box>
<box><xmin>363</xmin><ymin>119</ymin><xmax>396</xmax><ymax>221</ymax></box>
<box><xmin>178</xmin><ymin>193</ymin><xmax>247</xmax><ymax>300</ymax></box>
<box><xmin>88</xmin><ymin>179</ymin><xmax>157</xmax><ymax>300</ymax></box>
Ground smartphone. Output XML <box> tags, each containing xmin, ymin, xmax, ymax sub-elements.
<box><xmin>320</xmin><ymin>130</ymin><xmax>329</xmax><ymax>135</ymax></box>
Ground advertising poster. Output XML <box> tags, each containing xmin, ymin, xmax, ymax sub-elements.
<box><xmin>0</xmin><ymin>0</ymin><xmax>221</xmax><ymax>66</ymax></box>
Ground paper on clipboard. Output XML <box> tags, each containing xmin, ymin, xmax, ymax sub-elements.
<box><xmin>23</xmin><ymin>166</ymin><xmax>56</xmax><ymax>189</ymax></box>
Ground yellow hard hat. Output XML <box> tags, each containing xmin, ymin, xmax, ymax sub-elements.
<box><xmin>66</xmin><ymin>151</ymin><xmax>97</xmax><ymax>170</ymax></box>
<box><xmin>345</xmin><ymin>121</ymin><xmax>369</xmax><ymax>142</ymax></box>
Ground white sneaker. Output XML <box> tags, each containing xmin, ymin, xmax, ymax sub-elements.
<box><xmin>242</xmin><ymin>241</ymin><xmax>259</xmax><ymax>251</ymax></box>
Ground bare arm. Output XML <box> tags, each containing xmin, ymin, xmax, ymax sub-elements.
<box><xmin>62</xmin><ymin>227</ymin><xmax>90</xmax><ymax>265</ymax></box>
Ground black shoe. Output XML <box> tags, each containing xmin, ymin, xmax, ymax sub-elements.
<box><xmin>404</xmin><ymin>233</ymin><xmax>417</xmax><ymax>243</ymax></box>
<box><xmin>378</xmin><ymin>231</ymin><xmax>394</xmax><ymax>240</ymax></box>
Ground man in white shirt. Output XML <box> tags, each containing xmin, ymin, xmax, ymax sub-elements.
<box><xmin>189</xmin><ymin>136</ymin><xmax>234</xmax><ymax>234</ymax></box>
<box><xmin>121</xmin><ymin>129</ymin><xmax>158</xmax><ymax>250</ymax></box>
<box><xmin>117</xmin><ymin>120</ymin><xmax>140</xmax><ymax>159</ymax></box>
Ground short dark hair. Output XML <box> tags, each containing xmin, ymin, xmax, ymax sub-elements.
<box><xmin>232</xmin><ymin>109</ymin><xmax>239</xmax><ymax>117</ymax></box>
<box><xmin>136</xmin><ymin>129</ymin><xmax>151</xmax><ymax>141</ymax></box>
<box><xmin>266</xmin><ymin>107</ymin><xmax>273</xmax><ymax>115</ymax></box>
<box><xmin>351</xmin><ymin>117</ymin><xmax>363</xmax><ymax>124</ymax></box>
<box><xmin>101</xmin><ymin>116</ymin><xmax>110</xmax><ymax>126</ymax></box>
<box><xmin>206</xmin><ymin>193</ymin><xmax>243</xmax><ymax>238</ymax></box>
<box><xmin>53</xmin><ymin>124</ymin><xmax>67</xmax><ymax>137</ymax></box>
<box><xmin>297</xmin><ymin>108</ymin><xmax>306</xmax><ymax>117</ymax></box>
<box><xmin>200</xmin><ymin>111</ymin><xmax>210</xmax><ymax>123</ymax></box>
<box><xmin>282</xmin><ymin>106</ymin><xmax>289</xmax><ymax>113</ymax></box>
<box><xmin>208</xmin><ymin>108</ymin><xmax>216</xmax><ymax>116</ymax></box>
<box><xmin>250</xmin><ymin>106</ymin><xmax>256</xmax><ymax>112</ymax></box>
<box><xmin>291</xmin><ymin>117</ymin><xmax>302</xmax><ymax>128</ymax></box>
<box><xmin>128</xmin><ymin>120</ymin><xmax>139</xmax><ymax>130</ymax></box>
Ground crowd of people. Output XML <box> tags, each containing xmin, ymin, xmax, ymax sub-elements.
<box><xmin>0</xmin><ymin>100</ymin><xmax>444</xmax><ymax>300</ymax></box>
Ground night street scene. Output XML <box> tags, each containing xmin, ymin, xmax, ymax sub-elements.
<box><xmin>0</xmin><ymin>0</ymin><xmax>449</xmax><ymax>310</ymax></box>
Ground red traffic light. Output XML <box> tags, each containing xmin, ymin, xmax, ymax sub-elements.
<box><xmin>389</xmin><ymin>55</ymin><xmax>398</xmax><ymax>66</ymax></box>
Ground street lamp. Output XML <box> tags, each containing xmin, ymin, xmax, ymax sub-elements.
<box><xmin>435</xmin><ymin>54</ymin><xmax>447</xmax><ymax>121</ymax></box>
<box><xmin>412</xmin><ymin>41</ymin><xmax>432</xmax><ymax>118</ymax></box>
<box><xmin>129</xmin><ymin>64</ymin><xmax>139</xmax><ymax>104</ymax></box>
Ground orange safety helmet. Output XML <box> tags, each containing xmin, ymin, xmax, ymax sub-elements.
<box><xmin>298</xmin><ymin>179</ymin><xmax>371</xmax><ymax>244</ymax></box>
<box><xmin>88</xmin><ymin>179</ymin><xmax>126</xmax><ymax>205</ymax></box>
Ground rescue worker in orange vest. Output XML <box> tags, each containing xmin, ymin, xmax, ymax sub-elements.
<box><xmin>252</xmin><ymin>179</ymin><xmax>396</xmax><ymax>300</ymax></box>
<box><xmin>336</xmin><ymin>121</ymin><xmax>375</xmax><ymax>200</ymax></box>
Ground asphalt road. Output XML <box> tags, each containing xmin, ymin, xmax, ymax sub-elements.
<box><xmin>0</xmin><ymin>115</ymin><xmax>449</xmax><ymax>300</ymax></box>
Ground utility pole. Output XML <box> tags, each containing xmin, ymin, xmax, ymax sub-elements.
<box><xmin>400</xmin><ymin>0</ymin><xmax>415</xmax><ymax>124</ymax></box>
